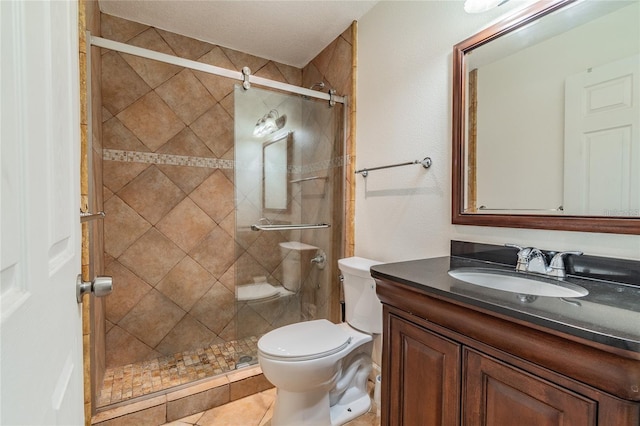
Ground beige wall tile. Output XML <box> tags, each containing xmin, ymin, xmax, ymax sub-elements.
<box><xmin>118</xmin><ymin>166</ymin><xmax>186</xmax><ymax>225</ymax></box>
<box><xmin>118</xmin><ymin>229</ymin><xmax>185</xmax><ymax>285</ymax></box>
<box><xmin>189</xmin><ymin>227</ymin><xmax>237</xmax><ymax>279</ymax></box>
<box><xmin>189</xmin><ymin>171</ymin><xmax>235</xmax><ymax>224</ymax></box>
<box><xmin>193</xmin><ymin>47</ymin><xmax>237</xmax><ymax>102</ymax></box>
<box><xmin>104</xmin><ymin>260</ymin><xmax>153</xmax><ymax>323</ymax></box>
<box><xmin>155</xmin><ymin>28</ymin><xmax>213</xmax><ymax>61</ymax></box>
<box><xmin>101</xmin><ymin>14</ymin><xmax>149</xmax><ymax>44</ymax></box>
<box><xmin>103</xmin><ymin>161</ymin><xmax>151</xmax><ymax>194</ymax></box>
<box><xmin>188</xmin><ymin>283</ymin><xmax>236</xmax><ymax>334</ymax></box>
<box><xmin>116</xmin><ymin>92</ymin><xmax>185</xmax><ymax>151</ymax></box>
<box><xmin>122</xmin><ymin>28</ymin><xmax>182</xmax><ymax>88</ymax></box>
<box><xmin>156</xmin><ymin>70</ymin><xmax>216</xmax><ymax>125</ymax></box>
<box><xmin>189</xmin><ymin>104</ymin><xmax>233</xmax><ymax>157</ymax></box>
<box><xmin>119</xmin><ymin>289</ymin><xmax>186</xmax><ymax>348</ymax></box>
<box><xmin>105</xmin><ymin>325</ymin><xmax>157</xmax><ymax>367</ymax></box>
<box><xmin>155</xmin><ymin>315</ymin><xmax>221</xmax><ymax>355</ymax></box>
<box><xmin>103</xmin><ymin>195</ymin><xmax>151</xmax><ymax>258</ymax></box>
<box><xmin>220</xmin><ymin>47</ymin><xmax>269</xmax><ymax>73</ymax></box>
<box><xmin>160</xmin><ymin>199</ymin><xmax>215</xmax><ymax>251</ymax></box>
<box><xmin>103</xmin><ymin>117</ymin><xmax>150</xmax><ymax>151</ymax></box>
<box><xmin>101</xmin><ymin>51</ymin><xmax>150</xmax><ymax>116</ymax></box>
<box><xmin>155</xmin><ymin>257</ymin><xmax>215</xmax><ymax>311</ymax></box>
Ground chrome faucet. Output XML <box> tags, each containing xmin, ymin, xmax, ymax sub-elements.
<box><xmin>506</xmin><ymin>244</ymin><xmax>582</xmax><ymax>279</ymax></box>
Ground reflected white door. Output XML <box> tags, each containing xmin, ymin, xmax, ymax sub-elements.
<box><xmin>1</xmin><ymin>0</ymin><xmax>84</xmax><ymax>424</ymax></box>
<box><xmin>564</xmin><ymin>54</ymin><xmax>640</xmax><ymax>216</ymax></box>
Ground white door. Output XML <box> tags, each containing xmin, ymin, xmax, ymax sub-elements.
<box><xmin>1</xmin><ymin>0</ymin><xmax>84</xmax><ymax>424</ymax></box>
<box><xmin>564</xmin><ymin>55</ymin><xmax>640</xmax><ymax>216</ymax></box>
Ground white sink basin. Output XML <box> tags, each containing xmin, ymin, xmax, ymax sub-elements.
<box><xmin>448</xmin><ymin>268</ymin><xmax>589</xmax><ymax>298</ymax></box>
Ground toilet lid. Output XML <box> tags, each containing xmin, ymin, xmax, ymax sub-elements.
<box><xmin>258</xmin><ymin>319</ymin><xmax>352</xmax><ymax>360</ymax></box>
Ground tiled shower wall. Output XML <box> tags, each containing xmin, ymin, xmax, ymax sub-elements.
<box><xmin>100</xmin><ymin>13</ymin><xmax>354</xmax><ymax>369</ymax></box>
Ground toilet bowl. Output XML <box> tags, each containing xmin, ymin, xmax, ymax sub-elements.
<box><xmin>258</xmin><ymin>257</ymin><xmax>383</xmax><ymax>426</ymax></box>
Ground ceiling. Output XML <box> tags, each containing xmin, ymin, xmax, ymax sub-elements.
<box><xmin>98</xmin><ymin>0</ymin><xmax>379</xmax><ymax>68</ymax></box>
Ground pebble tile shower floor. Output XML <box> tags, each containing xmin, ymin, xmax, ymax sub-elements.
<box><xmin>98</xmin><ymin>336</ymin><xmax>259</xmax><ymax>407</ymax></box>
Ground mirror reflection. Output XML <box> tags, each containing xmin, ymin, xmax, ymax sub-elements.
<box><xmin>463</xmin><ymin>0</ymin><xmax>639</xmax><ymax>217</ymax></box>
<box><xmin>263</xmin><ymin>132</ymin><xmax>292</xmax><ymax>212</ymax></box>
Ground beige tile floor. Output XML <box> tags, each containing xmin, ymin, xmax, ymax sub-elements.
<box><xmin>162</xmin><ymin>388</ymin><xmax>381</xmax><ymax>426</ymax></box>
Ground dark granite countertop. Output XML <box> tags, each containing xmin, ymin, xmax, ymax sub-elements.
<box><xmin>371</xmin><ymin>251</ymin><xmax>640</xmax><ymax>353</ymax></box>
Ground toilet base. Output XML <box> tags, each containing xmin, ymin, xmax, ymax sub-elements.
<box><xmin>329</xmin><ymin>391</ymin><xmax>371</xmax><ymax>425</ymax></box>
<box><xmin>271</xmin><ymin>388</ymin><xmax>331</xmax><ymax>426</ymax></box>
<box><xmin>271</xmin><ymin>387</ymin><xmax>371</xmax><ymax>426</ymax></box>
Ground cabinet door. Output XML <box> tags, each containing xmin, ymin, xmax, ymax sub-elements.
<box><xmin>387</xmin><ymin>314</ymin><xmax>461</xmax><ymax>426</ymax></box>
<box><xmin>463</xmin><ymin>349</ymin><xmax>597</xmax><ymax>426</ymax></box>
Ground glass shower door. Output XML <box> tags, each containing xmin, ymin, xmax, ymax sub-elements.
<box><xmin>233</xmin><ymin>85</ymin><xmax>344</xmax><ymax>367</ymax></box>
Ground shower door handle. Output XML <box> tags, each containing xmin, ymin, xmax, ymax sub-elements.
<box><xmin>250</xmin><ymin>223</ymin><xmax>331</xmax><ymax>231</ymax></box>
<box><xmin>76</xmin><ymin>275</ymin><xmax>113</xmax><ymax>303</ymax></box>
<box><xmin>80</xmin><ymin>211</ymin><xmax>105</xmax><ymax>223</ymax></box>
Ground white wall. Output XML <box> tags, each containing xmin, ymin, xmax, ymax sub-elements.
<box><xmin>356</xmin><ymin>0</ymin><xmax>640</xmax><ymax>262</ymax></box>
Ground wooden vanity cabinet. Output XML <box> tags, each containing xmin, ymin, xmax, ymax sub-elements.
<box><xmin>378</xmin><ymin>279</ymin><xmax>640</xmax><ymax>426</ymax></box>
<box><xmin>387</xmin><ymin>313</ymin><xmax>461</xmax><ymax>425</ymax></box>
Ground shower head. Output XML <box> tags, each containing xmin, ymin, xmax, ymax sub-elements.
<box><xmin>309</xmin><ymin>82</ymin><xmax>325</xmax><ymax>90</ymax></box>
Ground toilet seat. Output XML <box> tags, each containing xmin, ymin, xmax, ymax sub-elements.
<box><xmin>258</xmin><ymin>319</ymin><xmax>352</xmax><ymax>361</ymax></box>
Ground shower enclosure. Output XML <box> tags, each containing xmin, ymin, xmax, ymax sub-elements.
<box><xmin>95</xmin><ymin>15</ymin><xmax>347</xmax><ymax>409</ymax></box>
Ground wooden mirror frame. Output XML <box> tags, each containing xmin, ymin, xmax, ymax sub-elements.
<box><xmin>451</xmin><ymin>0</ymin><xmax>640</xmax><ymax>235</ymax></box>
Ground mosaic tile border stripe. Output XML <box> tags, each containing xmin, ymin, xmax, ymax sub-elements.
<box><xmin>104</xmin><ymin>149</ymin><xmax>351</xmax><ymax>174</ymax></box>
<box><xmin>103</xmin><ymin>149</ymin><xmax>235</xmax><ymax>170</ymax></box>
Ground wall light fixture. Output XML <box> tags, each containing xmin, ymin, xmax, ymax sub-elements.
<box><xmin>253</xmin><ymin>109</ymin><xmax>287</xmax><ymax>137</ymax></box>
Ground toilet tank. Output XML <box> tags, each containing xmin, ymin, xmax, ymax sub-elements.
<box><xmin>338</xmin><ymin>257</ymin><xmax>383</xmax><ymax>334</ymax></box>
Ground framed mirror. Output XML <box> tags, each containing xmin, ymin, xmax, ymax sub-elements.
<box><xmin>452</xmin><ymin>0</ymin><xmax>640</xmax><ymax>234</ymax></box>
<box><xmin>262</xmin><ymin>131</ymin><xmax>292</xmax><ymax>212</ymax></box>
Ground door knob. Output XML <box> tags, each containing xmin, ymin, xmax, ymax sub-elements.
<box><xmin>76</xmin><ymin>275</ymin><xmax>113</xmax><ymax>303</ymax></box>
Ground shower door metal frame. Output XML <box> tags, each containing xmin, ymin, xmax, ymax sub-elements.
<box><xmin>89</xmin><ymin>34</ymin><xmax>347</xmax><ymax>105</ymax></box>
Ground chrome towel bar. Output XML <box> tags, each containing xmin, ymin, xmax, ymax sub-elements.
<box><xmin>290</xmin><ymin>176</ymin><xmax>329</xmax><ymax>184</ymax></box>
<box><xmin>355</xmin><ymin>157</ymin><xmax>432</xmax><ymax>178</ymax></box>
<box><xmin>478</xmin><ymin>206</ymin><xmax>564</xmax><ymax>212</ymax></box>
<box><xmin>251</xmin><ymin>223</ymin><xmax>331</xmax><ymax>231</ymax></box>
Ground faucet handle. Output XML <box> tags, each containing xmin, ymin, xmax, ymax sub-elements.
<box><xmin>505</xmin><ymin>244</ymin><xmax>531</xmax><ymax>272</ymax></box>
<box><xmin>550</xmin><ymin>251</ymin><xmax>583</xmax><ymax>267</ymax></box>
<box><xmin>549</xmin><ymin>251</ymin><xmax>583</xmax><ymax>278</ymax></box>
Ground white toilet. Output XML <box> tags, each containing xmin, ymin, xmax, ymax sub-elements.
<box><xmin>257</xmin><ymin>256</ymin><xmax>383</xmax><ymax>426</ymax></box>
